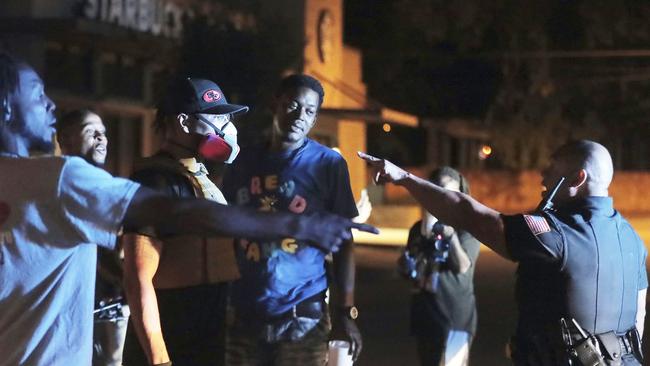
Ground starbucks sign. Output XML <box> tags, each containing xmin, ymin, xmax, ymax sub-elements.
<box><xmin>82</xmin><ymin>0</ymin><xmax>192</xmax><ymax>38</ymax></box>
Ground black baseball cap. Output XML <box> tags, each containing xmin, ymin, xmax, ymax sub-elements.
<box><xmin>158</xmin><ymin>77</ymin><xmax>249</xmax><ymax>116</ymax></box>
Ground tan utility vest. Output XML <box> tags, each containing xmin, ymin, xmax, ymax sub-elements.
<box><xmin>137</xmin><ymin>156</ymin><xmax>240</xmax><ymax>289</ymax></box>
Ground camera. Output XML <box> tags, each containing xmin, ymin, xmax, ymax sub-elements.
<box><xmin>398</xmin><ymin>222</ymin><xmax>452</xmax><ymax>291</ymax></box>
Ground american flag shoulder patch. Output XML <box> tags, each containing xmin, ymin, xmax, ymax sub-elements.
<box><xmin>523</xmin><ymin>215</ymin><xmax>551</xmax><ymax>235</ymax></box>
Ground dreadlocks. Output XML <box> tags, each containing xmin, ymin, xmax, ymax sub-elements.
<box><xmin>0</xmin><ymin>52</ymin><xmax>21</xmax><ymax>121</ymax></box>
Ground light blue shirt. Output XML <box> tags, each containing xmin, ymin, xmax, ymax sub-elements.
<box><xmin>0</xmin><ymin>156</ymin><xmax>140</xmax><ymax>366</ymax></box>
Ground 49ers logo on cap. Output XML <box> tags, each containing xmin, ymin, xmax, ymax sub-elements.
<box><xmin>203</xmin><ymin>89</ymin><xmax>222</xmax><ymax>103</ymax></box>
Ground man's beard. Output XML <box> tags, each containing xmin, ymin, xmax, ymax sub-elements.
<box><xmin>31</xmin><ymin>137</ymin><xmax>55</xmax><ymax>155</ymax></box>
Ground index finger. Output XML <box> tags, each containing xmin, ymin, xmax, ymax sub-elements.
<box><xmin>350</xmin><ymin>222</ymin><xmax>379</xmax><ymax>234</ymax></box>
<box><xmin>357</xmin><ymin>151</ymin><xmax>383</xmax><ymax>164</ymax></box>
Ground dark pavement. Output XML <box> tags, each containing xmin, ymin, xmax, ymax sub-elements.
<box><xmin>353</xmin><ymin>244</ymin><xmax>649</xmax><ymax>366</ymax></box>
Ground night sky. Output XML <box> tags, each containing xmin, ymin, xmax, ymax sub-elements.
<box><xmin>343</xmin><ymin>0</ymin><xmax>650</xmax><ymax>169</ymax></box>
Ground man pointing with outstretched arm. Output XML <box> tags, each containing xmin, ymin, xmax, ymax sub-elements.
<box><xmin>0</xmin><ymin>52</ymin><xmax>378</xmax><ymax>366</ymax></box>
<box><xmin>359</xmin><ymin>142</ymin><xmax>646</xmax><ymax>365</ymax></box>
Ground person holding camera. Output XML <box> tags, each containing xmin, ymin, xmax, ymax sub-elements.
<box><xmin>398</xmin><ymin>167</ymin><xmax>481</xmax><ymax>366</ymax></box>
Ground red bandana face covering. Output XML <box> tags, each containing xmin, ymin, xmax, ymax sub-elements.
<box><xmin>198</xmin><ymin>133</ymin><xmax>240</xmax><ymax>164</ymax></box>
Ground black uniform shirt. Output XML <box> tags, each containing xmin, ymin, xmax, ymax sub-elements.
<box><xmin>503</xmin><ymin>197</ymin><xmax>648</xmax><ymax>340</ymax></box>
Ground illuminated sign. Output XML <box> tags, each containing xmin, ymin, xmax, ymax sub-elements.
<box><xmin>82</xmin><ymin>0</ymin><xmax>191</xmax><ymax>38</ymax></box>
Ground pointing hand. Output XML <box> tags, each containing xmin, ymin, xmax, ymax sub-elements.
<box><xmin>299</xmin><ymin>211</ymin><xmax>379</xmax><ymax>252</ymax></box>
<box><xmin>357</xmin><ymin>151</ymin><xmax>410</xmax><ymax>185</ymax></box>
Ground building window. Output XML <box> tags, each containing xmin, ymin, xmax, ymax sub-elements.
<box><xmin>101</xmin><ymin>53</ymin><xmax>144</xmax><ymax>101</ymax></box>
<box><xmin>45</xmin><ymin>42</ymin><xmax>94</xmax><ymax>94</ymax></box>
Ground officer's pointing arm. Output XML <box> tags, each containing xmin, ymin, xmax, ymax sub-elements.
<box><xmin>358</xmin><ymin>152</ymin><xmax>510</xmax><ymax>259</ymax></box>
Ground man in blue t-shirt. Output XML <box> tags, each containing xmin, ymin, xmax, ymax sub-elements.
<box><xmin>0</xmin><ymin>54</ymin><xmax>376</xmax><ymax>366</ymax></box>
<box><xmin>223</xmin><ymin>74</ymin><xmax>362</xmax><ymax>365</ymax></box>
<box><xmin>360</xmin><ymin>141</ymin><xmax>647</xmax><ymax>365</ymax></box>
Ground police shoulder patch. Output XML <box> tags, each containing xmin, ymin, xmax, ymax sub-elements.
<box><xmin>523</xmin><ymin>214</ymin><xmax>551</xmax><ymax>235</ymax></box>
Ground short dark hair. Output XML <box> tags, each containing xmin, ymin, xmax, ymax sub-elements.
<box><xmin>429</xmin><ymin>166</ymin><xmax>470</xmax><ymax>195</ymax></box>
<box><xmin>56</xmin><ymin>108</ymin><xmax>95</xmax><ymax>134</ymax></box>
<box><xmin>55</xmin><ymin>108</ymin><xmax>97</xmax><ymax>147</ymax></box>
<box><xmin>0</xmin><ymin>52</ymin><xmax>21</xmax><ymax>120</ymax></box>
<box><xmin>276</xmin><ymin>74</ymin><xmax>325</xmax><ymax>108</ymax></box>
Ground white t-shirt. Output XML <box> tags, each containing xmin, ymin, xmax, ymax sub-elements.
<box><xmin>0</xmin><ymin>156</ymin><xmax>140</xmax><ymax>366</ymax></box>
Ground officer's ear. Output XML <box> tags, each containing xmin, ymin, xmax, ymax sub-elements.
<box><xmin>575</xmin><ymin>169</ymin><xmax>588</xmax><ymax>188</ymax></box>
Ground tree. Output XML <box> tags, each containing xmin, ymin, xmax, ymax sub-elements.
<box><xmin>346</xmin><ymin>0</ymin><xmax>650</xmax><ymax>169</ymax></box>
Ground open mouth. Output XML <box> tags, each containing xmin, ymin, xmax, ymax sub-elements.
<box><xmin>95</xmin><ymin>146</ymin><xmax>106</xmax><ymax>153</ymax></box>
<box><xmin>290</xmin><ymin>124</ymin><xmax>303</xmax><ymax>133</ymax></box>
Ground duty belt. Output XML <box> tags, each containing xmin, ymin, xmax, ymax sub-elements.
<box><xmin>559</xmin><ymin>318</ymin><xmax>643</xmax><ymax>365</ymax></box>
<box><xmin>569</xmin><ymin>328</ymin><xmax>640</xmax><ymax>364</ymax></box>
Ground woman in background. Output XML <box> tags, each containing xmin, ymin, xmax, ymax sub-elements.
<box><xmin>398</xmin><ymin>167</ymin><xmax>481</xmax><ymax>366</ymax></box>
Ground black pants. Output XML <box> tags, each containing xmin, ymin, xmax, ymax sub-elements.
<box><xmin>122</xmin><ymin>283</ymin><xmax>228</xmax><ymax>366</ymax></box>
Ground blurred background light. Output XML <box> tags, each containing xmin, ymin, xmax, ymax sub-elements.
<box><xmin>479</xmin><ymin>144</ymin><xmax>492</xmax><ymax>160</ymax></box>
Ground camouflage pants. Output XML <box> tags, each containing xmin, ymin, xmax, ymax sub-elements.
<box><xmin>225</xmin><ymin>316</ymin><xmax>330</xmax><ymax>366</ymax></box>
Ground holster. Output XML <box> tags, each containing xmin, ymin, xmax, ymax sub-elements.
<box><xmin>570</xmin><ymin>336</ymin><xmax>604</xmax><ymax>366</ymax></box>
<box><xmin>628</xmin><ymin>328</ymin><xmax>644</xmax><ymax>363</ymax></box>
<box><xmin>596</xmin><ymin>328</ymin><xmax>643</xmax><ymax>365</ymax></box>
<box><xmin>595</xmin><ymin>332</ymin><xmax>622</xmax><ymax>366</ymax></box>
<box><xmin>565</xmin><ymin>328</ymin><xmax>642</xmax><ymax>366</ymax></box>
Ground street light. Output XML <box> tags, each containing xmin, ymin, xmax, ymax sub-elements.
<box><xmin>479</xmin><ymin>145</ymin><xmax>492</xmax><ymax>160</ymax></box>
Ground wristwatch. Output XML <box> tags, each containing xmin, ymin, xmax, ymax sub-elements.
<box><xmin>338</xmin><ymin>305</ymin><xmax>359</xmax><ymax>320</ymax></box>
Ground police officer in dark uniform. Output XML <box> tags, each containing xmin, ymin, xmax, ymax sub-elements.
<box><xmin>359</xmin><ymin>139</ymin><xmax>647</xmax><ymax>365</ymax></box>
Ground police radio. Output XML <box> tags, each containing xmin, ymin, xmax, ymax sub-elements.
<box><xmin>536</xmin><ymin>177</ymin><xmax>566</xmax><ymax>212</ymax></box>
